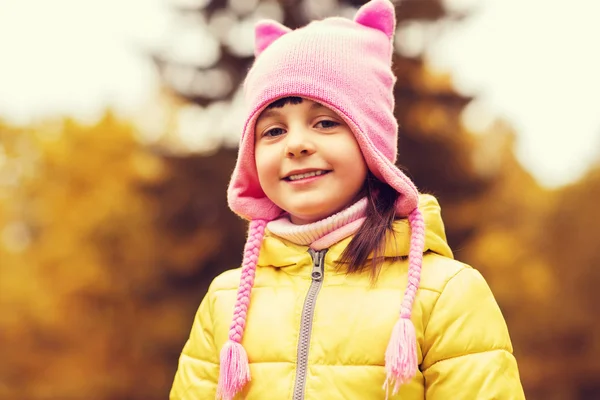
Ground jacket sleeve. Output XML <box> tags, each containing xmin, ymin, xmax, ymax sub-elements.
<box><xmin>170</xmin><ymin>289</ymin><xmax>220</xmax><ymax>400</ymax></box>
<box><xmin>421</xmin><ymin>267</ymin><xmax>525</xmax><ymax>399</ymax></box>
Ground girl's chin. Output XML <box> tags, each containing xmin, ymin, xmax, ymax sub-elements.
<box><xmin>286</xmin><ymin>205</ymin><xmax>345</xmax><ymax>225</ymax></box>
<box><xmin>289</xmin><ymin>214</ymin><xmax>322</xmax><ymax>225</ymax></box>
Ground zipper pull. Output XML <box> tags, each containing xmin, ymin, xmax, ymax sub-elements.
<box><xmin>310</xmin><ymin>249</ymin><xmax>326</xmax><ymax>281</ymax></box>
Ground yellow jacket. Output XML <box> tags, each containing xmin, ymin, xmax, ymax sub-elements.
<box><xmin>170</xmin><ymin>195</ymin><xmax>524</xmax><ymax>399</ymax></box>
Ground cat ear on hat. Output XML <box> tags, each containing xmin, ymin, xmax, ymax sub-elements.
<box><xmin>254</xmin><ymin>20</ymin><xmax>292</xmax><ymax>57</ymax></box>
<box><xmin>354</xmin><ymin>0</ymin><xmax>396</xmax><ymax>39</ymax></box>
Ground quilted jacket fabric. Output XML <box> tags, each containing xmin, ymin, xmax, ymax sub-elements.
<box><xmin>170</xmin><ymin>195</ymin><xmax>525</xmax><ymax>399</ymax></box>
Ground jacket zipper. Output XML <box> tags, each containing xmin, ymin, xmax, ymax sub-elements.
<box><xmin>292</xmin><ymin>248</ymin><xmax>327</xmax><ymax>400</ymax></box>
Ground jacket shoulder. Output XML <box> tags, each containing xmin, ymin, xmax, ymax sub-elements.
<box><xmin>208</xmin><ymin>268</ymin><xmax>242</xmax><ymax>293</ymax></box>
<box><xmin>418</xmin><ymin>252</ymin><xmax>473</xmax><ymax>294</ymax></box>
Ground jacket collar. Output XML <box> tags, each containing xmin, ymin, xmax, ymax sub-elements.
<box><xmin>257</xmin><ymin>194</ymin><xmax>453</xmax><ymax>268</ymax></box>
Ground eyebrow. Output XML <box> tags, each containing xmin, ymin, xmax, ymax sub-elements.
<box><xmin>258</xmin><ymin>102</ymin><xmax>327</xmax><ymax>120</ymax></box>
<box><xmin>258</xmin><ymin>109</ymin><xmax>280</xmax><ymax>120</ymax></box>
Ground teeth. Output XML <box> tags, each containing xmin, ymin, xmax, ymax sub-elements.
<box><xmin>288</xmin><ymin>170</ymin><xmax>327</xmax><ymax>181</ymax></box>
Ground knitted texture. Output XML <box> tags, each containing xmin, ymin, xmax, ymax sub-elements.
<box><xmin>217</xmin><ymin>219</ymin><xmax>266</xmax><ymax>400</ymax></box>
<box><xmin>267</xmin><ymin>197</ymin><xmax>368</xmax><ymax>250</ymax></box>
<box><xmin>227</xmin><ymin>0</ymin><xmax>419</xmax><ymax>221</ymax></box>
<box><xmin>384</xmin><ymin>208</ymin><xmax>425</xmax><ymax>396</ymax></box>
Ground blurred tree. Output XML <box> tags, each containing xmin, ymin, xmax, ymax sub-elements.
<box><xmin>526</xmin><ymin>166</ymin><xmax>600</xmax><ymax>399</ymax></box>
<box><xmin>1</xmin><ymin>1</ymin><xmax>598</xmax><ymax>399</ymax></box>
<box><xmin>0</xmin><ymin>115</ymin><xmax>244</xmax><ymax>399</ymax></box>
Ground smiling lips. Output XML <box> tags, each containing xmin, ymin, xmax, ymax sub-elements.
<box><xmin>283</xmin><ymin>170</ymin><xmax>331</xmax><ymax>182</ymax></box>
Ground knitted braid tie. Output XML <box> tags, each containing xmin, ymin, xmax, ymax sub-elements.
<box><xmin>383</xmin><ymin>207</ymin><xmax>425</xmax><ymax>397</ymax></box>
<box><xmin>217</xmin><ymin>219</ymin><xmax>267</xmax><ymax>400</ymax></box>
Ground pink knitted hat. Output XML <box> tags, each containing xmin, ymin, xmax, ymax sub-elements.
<box><xmin>219</xmin><ymin>0</ymin><xmax>425</xmax><ymax>398</ymax></box>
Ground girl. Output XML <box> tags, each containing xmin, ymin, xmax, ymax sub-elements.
<box><xmin>170</xmin><ymin>0</ymin><xmax>525</xmax><ymax>398</ymax></box>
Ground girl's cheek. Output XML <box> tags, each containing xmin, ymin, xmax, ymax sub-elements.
<box><xmin>255</xmin><ymin>150</ymin><xmax>275</xmax><ymax>177</ymax></box>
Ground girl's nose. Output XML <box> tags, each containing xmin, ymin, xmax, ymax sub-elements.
<box><xmin>285</xmin><ymin>128</ymin><xmax>316</xmax><ymax>158</ymax></box>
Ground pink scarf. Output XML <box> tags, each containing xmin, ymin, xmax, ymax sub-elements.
<box><xmin>266</xmin><ymin>198</ymin><xmax>368</xmax><ymax>250</ymax></box>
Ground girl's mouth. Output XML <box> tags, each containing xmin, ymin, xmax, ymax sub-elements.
<box><xmin>283</xmin><ymin>170</ymin><xmax>331</xmax><ymax>182</ymax></box>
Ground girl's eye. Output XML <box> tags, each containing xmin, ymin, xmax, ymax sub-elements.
<box><xmin>263</xmin><ymin>127</ymin><xmax>285</xmax><ymax>137</ymax></box>
<box><xmin>315</xmin><ymin>120</ymin><xmax>339</xmax><ymax>129</ymax></box>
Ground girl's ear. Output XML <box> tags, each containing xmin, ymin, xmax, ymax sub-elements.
<box><xmin>255</xmin><ymin>20</ymin><xmax>292</xmax><ymax>57</ymax></box>
<box><xmin>354</xmin><ymin>0</ymin><xmax>396</xmax><ymax>40</ymax></box>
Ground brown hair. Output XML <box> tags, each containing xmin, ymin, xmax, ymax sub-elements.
<box><xmin>338</xmin><ymin>172</ymin><xmax>400</xmax><ymax>277</ymax></box>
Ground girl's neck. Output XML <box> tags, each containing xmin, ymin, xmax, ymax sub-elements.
<box><xmin>266</xmin><ymin>197</ymin><xmax>368</xmax><ymax>250</ymax></box>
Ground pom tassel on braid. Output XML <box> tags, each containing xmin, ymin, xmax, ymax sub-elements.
<box><xmin>217</xmin><ymin>219</ymin><xmax>267</xmax><ymax>400</ymax></box>
<box><xmin>383</xmin><ymin>207</ymin><xmax>425</xmax><ymax>398</ymax></box>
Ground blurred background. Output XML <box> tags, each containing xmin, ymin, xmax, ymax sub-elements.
<box><xmin>0</xmin><ymin>0</ymin><xmax>599</xmax><ymax>399</ymax></box>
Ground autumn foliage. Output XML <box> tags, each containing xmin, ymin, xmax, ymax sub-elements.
<box><xmin>1</xmin><ymin>1</ymin><xmax>599</xmax><ymax>398</ymax></box>
<box><xmin>1</xmin><ymin>100</ymin><xmax>599</xmax><ymax>399</ymax></box>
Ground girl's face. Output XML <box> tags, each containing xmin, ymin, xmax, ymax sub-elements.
<box><xmin>254</xmin><ymin>97</ymin><xmax>368</xmax><ymax>225</ymax></box>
